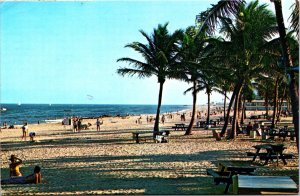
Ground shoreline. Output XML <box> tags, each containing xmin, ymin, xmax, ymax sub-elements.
<box><xmin>0</xmin><ymin>104</ymin><xmax>199</xmax><ymax>126</ymax></box>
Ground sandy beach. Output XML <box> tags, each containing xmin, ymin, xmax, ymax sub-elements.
<box><xmin>1</xmin><ymin>109</ymin><xmax>298</xmax><ymax>195</ymax></box>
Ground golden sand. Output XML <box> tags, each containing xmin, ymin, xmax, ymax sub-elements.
<box><xmin>1</xmin><ymin>110</ymin><xmax>298</xmax><ymax>195</ymax></box>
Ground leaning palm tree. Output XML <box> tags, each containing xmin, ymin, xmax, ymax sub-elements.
<box><xmin>117</xmin><ymin>23</ymin><xmax>183</xmax><ymax>136</ymax></box>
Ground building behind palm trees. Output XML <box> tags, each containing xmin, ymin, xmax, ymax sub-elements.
<box><xmin>244</xmin><ymin>99</ymin><xmax>289</xmax><ymax>111</ymax></box>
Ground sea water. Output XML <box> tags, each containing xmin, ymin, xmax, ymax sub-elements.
<box><xmin>0</xmin><ymin>104</ymin><xmax>193</xmax><ymax>125</ymax></box>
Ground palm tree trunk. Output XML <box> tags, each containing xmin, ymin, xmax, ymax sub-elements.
<box><xmin>220</xmin><ymin>83</ymin><xmax>240</xmax><ymax>136</ymax></box>
<box><xmin>230</xmin><ymin>86</ymin><xmax>243</xmax><ymax>140</ymax></box>
<box><xmin>230</xmin><ymin>80</ymin><xmax>243</xmax><ymax>140</ymax></box>
<box><xmin>265</xmin><ymin>93</ymin><xmax>269</xmax><ymax>117</ymax></box>
<box><xmin>277</xmin><ymin>88</ymin><xmax>286</xmax><ymax>122</ymax></box>
<box><xmin>241</xmin><ymin>98</ymin><xmax>246</xmax><ymax>125</ymax></box>
<box><xmin>154</xmin><ymin>81</ymin><xmax>164</xmax><ymax>137</ymax></box>
<box><xmin>271</xmin><ymin>77</ymin><xmax>279</xmax><ymax>128</ymax></box>
<box><xmin>273</xmin><ymin>0</ymin><xmax>299</xmax><ymax>151</ymax></box>
<box><xmin>223</xmin><ymin>91</ymin><xmax>227</xmax><ymax>120</ymax></box>
<box><xmin>185</xmin><ymin>80</ymin><xmax>197</xmax><ymax>135</ymax></box>
<box><xmin>206</xmin><ymin>89</ymin><xmax>211</xmax><ymax>127</ymax></box>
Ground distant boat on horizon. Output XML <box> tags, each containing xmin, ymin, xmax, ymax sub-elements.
<box><xmin>18</xmin><ymin>101</ymin><xmax>21</xmax><ymax>106</ymax></box>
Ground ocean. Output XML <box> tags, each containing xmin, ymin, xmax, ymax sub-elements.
<box><xmin>0</xmin><ymin>104</ymin><xmax>192</xmax><ymax>125</ymax></box>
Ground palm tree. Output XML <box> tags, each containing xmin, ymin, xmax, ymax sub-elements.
<box><xmin>267</xmin><ymin>0</ymin><xmax>299</xmax><ymax>151</ymax></box>
<box><xmin>197</xmin><ymin>0</ymin><xmax>299</xmax><ymax>150</ymax></box>
<box><xmin>177</xmin><ymin>26</ymin><xmax>206</xmax><ymax>135</ymax></box>
<box><xmin>208</xmin><ymin>1</ymin><xmax>277</xmax><ymax>139</ymax></box>
<box><xmin>289</xmin><ymin>0</ymin><xmax>299</xmax><ymax>38</ymax></box>
<box><xmin>196</xmin><ymin>0</ymin><xmax>244</xmax><ymax>35</ymax></box>
<box><xmin>117</xmin><ymin>23</ymin><xmax>183</xmax><ymax>137</ymax></box>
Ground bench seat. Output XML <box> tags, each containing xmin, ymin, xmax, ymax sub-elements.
<box><xmin>259</xmin><ymin>154</ymin><xmax>293</xmax><ymax>160</ymax></box>
<box><xmin>246</xmin><ymin>152</ymin><xmax>269</xmax><ymax>157</ymax></box>
<box><xmin>206</xmin><ymin>169</ymin><xmax>231</xmax><ymax>184</ymax></box>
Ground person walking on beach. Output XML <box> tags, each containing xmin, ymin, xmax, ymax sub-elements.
<box><xmin>96</xmin><ymin>118</ymin><xmax>101</xmax><ymax>131</ymax></box>
<box><xmin>8</xmin><ymin>155</ymin><xmax>23</xmax><ymax>177</ymax></box>
<box><xmin>22</xmin><ymin>122</ymin><xmax>28</xmax><ymax>140</ymax></box>
<box><xmin>73</xmin><ymin>117</ymin><xmax>78</xmax><ymax>132</ymax></box>
<box><xmin>78</xmin><ymin>118</ymin><xmax>82</xmax><ymax>132</ymax></box>
<box><xmin>161</xmin><ymin>115</ymin><xmax>165</xmax><ymax>124</ymax></box>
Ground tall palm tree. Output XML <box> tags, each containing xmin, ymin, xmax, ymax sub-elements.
<box><xmin>267</xmin><ymin>0</ymin><xmax>299</xmax><ymax>151</ymax></box>
<box><xmin>177</xmin><ymin>26</ymin><xmax>206</xmax><ymax>135</ymax></box>
<box><xmin>209</xmin><ymin>1</ymin><xmax>277</xmax><ymax>139</ymax></box>
<box><xmin>117</xmin><ymin>23</ymin><xmax>183</xmax><ymax>136</ymax></box>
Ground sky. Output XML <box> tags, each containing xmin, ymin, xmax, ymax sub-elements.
<box><xmin>0</xmin><ymin>0</ymin><xmax>295</xmax><ymax>105</ymax></box>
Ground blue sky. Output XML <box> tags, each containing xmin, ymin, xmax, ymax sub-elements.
<box><xmin>0</xmin><ymin>0</ymin><xmax>294</xmax><ymax>105</ymax></box>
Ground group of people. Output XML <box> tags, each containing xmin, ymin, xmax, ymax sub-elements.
<box><xmin>1</xmin><ymin>155</ymin><xmax>42</xmax><ymax>185</ymax></box>
<box><xmin>72</xmin><ymin>117</ymin><xmax>82</xmax><ymax>132</ymax></box>
<box><xmin>72</xmin><ymin>117</ymin><xmax>102</xmax><ymax>132</ymax></box>
<box><xmin>245</xmin><ymin>121</ymin><xmax>262</xmax><ymax>136</ymax></box>
<box><xmin>20</xmin><ymin>122</ymin><xmax>36</xmax><ymax>142</ymax></box>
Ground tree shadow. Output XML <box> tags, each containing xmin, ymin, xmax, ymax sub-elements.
<box><xmin>1</xmin><ymin>149</ymin><xmax>255</xmax><ymax>195</ymax></box>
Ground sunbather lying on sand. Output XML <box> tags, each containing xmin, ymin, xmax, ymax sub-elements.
<box><xmin>1</xmin><ymin>166</ymin><xmax>42</xmax><ymax>184</ymax></box>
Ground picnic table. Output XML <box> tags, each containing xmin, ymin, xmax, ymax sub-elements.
<box><xmin>196</xmin><ymin>120</ymin><xmax>206</xmax><ymax>128</ymax></box>
<box><xmin>247</xmin><ymin>144</ymin><xmax>293</xmax><ymax>165</ymax></box>
<box><xmin>207</xmin><ymin>162</ymin><xmax>256</xmax><ymax>194</ymax></box>
<box><xmin>172</xmin><ymin>123</ymin><xmax>188</xmax><ymax>131</ymax></box>
<box><xmin>235</xmin><ymin>175</ymin><xmax>298</xmax><ymax>195</ymax></box>
<box><xmin>278</xmin><ymin>127</ymin><xmax>295</xmax><ymax>141</ymax></box>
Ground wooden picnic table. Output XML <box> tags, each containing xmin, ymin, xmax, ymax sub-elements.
<box><xmin>218</xmin><ymin>162</ymin><xmax>256</xmax><ymax>193</ymax></box>
<box><xmin>172</xmin><ymin>123</ymin><xmax>188</xmax><ymax>131</ymax></box>
<box><xmin>219</xmin><ymin>162</ymin><xmax>256</xmax><ymax>175</ymax></box>
<box><xmin>236</xmin><ymin>175</ymin><xmax>298</xmax><ymax>194</ymax></box>
<box><xmin>247</xmin><ymin>144</ymin><xmax>293</xmax><ymax>166</ymax></box>
<box><xmin>207</xmin><ymin>162</ymin><xmax>256</xmax><ymax>194</ymax></box>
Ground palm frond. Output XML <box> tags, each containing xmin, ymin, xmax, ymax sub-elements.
<box><xmin>289</xmin><ymin>0</ymin><xmax>299</xmax><ymax>37</ymax></box>
<box><xmin>196</xmin><ymin>0</ymin><xmax>245</xmax><ymax>34</ymax></box>
<box><xmin>116</xmin><ymin>68</ymin><xmax>153</xmax><ymax>79</ymax></box>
